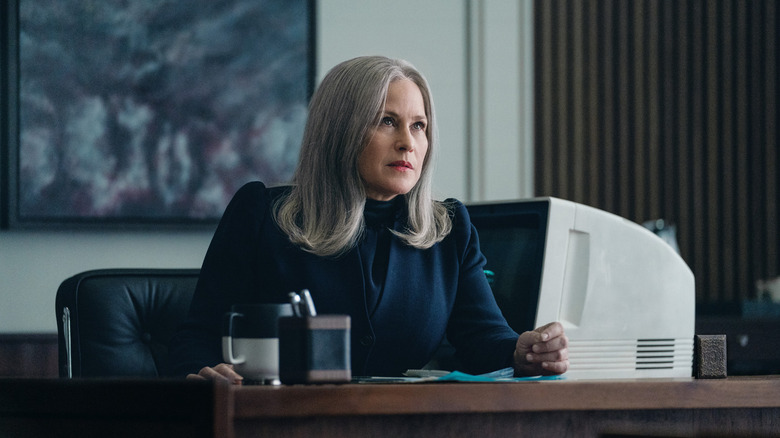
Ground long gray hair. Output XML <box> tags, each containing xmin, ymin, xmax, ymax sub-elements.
<box><xmin>274</xmin><ymin>56</ymin><xmax>452</xmax><ymax>257</ymax></box>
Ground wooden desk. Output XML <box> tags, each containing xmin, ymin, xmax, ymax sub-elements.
<box><xmin>2</xmin><ymin>377</ymin><xmax>778</xmax><ymax>437</ymax></box>
<box><xmin>0</xmin><ymin>379</ymin><xmax>231</xmax><ymax>438</ymax></box>
<box><xmin>231</xmin><ymin>376</ymin><xmax>780</xmax><ymax>437</ymax></box>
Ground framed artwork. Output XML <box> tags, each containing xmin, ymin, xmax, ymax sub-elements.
<box><xmin>1</xmin><ymin>0</ymin><xmax>314</xmax><ymax>228</ymax></box>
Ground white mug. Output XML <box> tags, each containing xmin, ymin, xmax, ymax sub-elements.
<box><xmin>222</xmin><ymin>303</ymin><xmax>293</xmax><ymax>384</ymax></box>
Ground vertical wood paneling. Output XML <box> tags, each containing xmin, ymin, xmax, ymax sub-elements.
<box><xmin>555</xmin><ymin>1</ymin><xmax>570</xmax><ymax>198</ymax></box>
<box><xmin>750</xmin><ymin>0</ymin><xmax>764</xmax><ymax>299</ymax></box>
<box><xmin>586</xmin><ymin>1</ymin><xmax>600</xmax><ymax>205</ymax></box>
<box><xmin>616</xmin><ymin>1</ymin><xmax>631</xmax><ymax>217</ymax></box>
<box><xmin>765</xmin><ymin>1</ymin><xmax>778</xmax><ymax>284</ymax></box>
<box><xmin>675</xmin><ymin>2</ymin><xmax>693</xmax><ymax>300</ymax></box>
<box><xmin>735</xmin><ymin>0</ymin><xmax>751</xmax><ymax>303</ymax></box>
<box><xmin>646</xmin><ymin>0</ymin><xmax>661</xmax><ymax>221</ymax></box>
<box><xmin>534</xmin><ymin>0</ymin><xmax>780</xmax><ymax>307</ymax></box>
<box><xmin>748</xmin><ymin>0</ymin><xmax>764</xmax><ymax>301</ymax></box>
<box><xmin>571</xmin><ymin>1</ymin><xmax>585</xmax><ymax>202</ymax></box>
<box><xmin>536</xmin><ymin>1</ymin><xmax>555</xmax><ymax>198</ymax></box>
<box><xmin>0</xmin><ymin>334</ymin><xmax>58</xmax><ymax>378</ymax></box>
<box><xmin>632</xmin><ymin>0</ymin><xmax>647</xmax><ymax>222</ymax></box>
<box><xmin>720</xmin><ymin>0</ymin><xmax>736</xmax><ymax>303</ymax></box>
<box><xmin>660</xmin><ymin>1</ymin><xmax>678</xmax><ymax>225</ymax></box>
<box><xmin>705</xmin><ymin>1</ymin><xmax>723</xmax><ymax>301</ymax></box>
<box><xmin>689</xmin><ymin>0</ymin><xmax>707</xmax><ymax>304</ymax></box>
<box><xmin>600</xmin><ymin>0</ymin><xmax>616</xmax><ymax>209</ymax></box>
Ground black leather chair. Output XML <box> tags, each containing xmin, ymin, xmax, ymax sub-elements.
<box><xmin>55</xmin><ymin>269</ymin><xmax>200</xmax><ymax>378</ymax></box>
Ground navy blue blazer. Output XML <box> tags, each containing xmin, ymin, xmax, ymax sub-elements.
<box><xmin>169</xmin><ymin>182</ymin><xmax>519</xmax><ymax>377</ymax></box>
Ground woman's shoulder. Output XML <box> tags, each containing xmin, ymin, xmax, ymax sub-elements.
<box><xmin>221</xmin><ymin>182</ymin><xmax>292</xmax><ymax>224</ymax></box>
<box><xmin>232</xmin><ymin>181</ymin><xmax>292</xmax><ymax>204</ymax></box>
<box><xmin>437</xmin><ymin>197</ymin><xmax>473</xmax><ymax>238</ymax></box>
<box><xmin>440</xmin><ymin>197</ymin><xmax>468</xmax><ymax>221</ymax></box>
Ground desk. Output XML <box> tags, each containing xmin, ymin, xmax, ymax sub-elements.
<box><xmin>231</xmin><ymin>376</ymin><xmax>780</xmax><ymax>437</ymax></box>
<box><xmin>0</xmin><ymin>379</ymin><xmax>231</xmax><ymax>438</ymax></box>
<box><xmin>1</xmin><ymin>377</ymin><xmax>779</xmax><ymax>437</ymax></box>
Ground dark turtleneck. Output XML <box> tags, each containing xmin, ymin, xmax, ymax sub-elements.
<box><xmin>359</xmin><ymin>197</ymin><xmax>403</xmax><ymax>318</ymax></box>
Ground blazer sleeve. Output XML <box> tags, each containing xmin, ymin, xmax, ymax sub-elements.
<box><xmin>445</xmin><ymin>200</ymin><xmax>520</xmax><ymax>374</ymax></box>
<box><xmin>168</xmin><ymin>181</ymin><xmax>270</xmax><ymax>377</ymax></box>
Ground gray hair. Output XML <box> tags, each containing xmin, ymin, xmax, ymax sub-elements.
<box><xmin>274</xmin><ymin>56</ymin><xmax>452</xmax><ymax>257</ymax></box>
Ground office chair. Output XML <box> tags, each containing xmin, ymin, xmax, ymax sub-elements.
<box><xmin>55</xmin><ymin>269</ymin><xmax>200</xmax><ymax>378</ymax></box>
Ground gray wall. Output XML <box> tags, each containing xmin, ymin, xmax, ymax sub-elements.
<box><xmin>0</xmin><ymin>0</ymin><xmax>532</xmax><ymax>333</ymax></box>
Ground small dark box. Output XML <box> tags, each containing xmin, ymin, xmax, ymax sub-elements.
<box><xmin>279</xmin><ymin>315</ymin><xmax>351</xmax><ymax>384</ymax></box>
<box><xmin>694</xmin><ymin>334</ymin><xmax>727</xmax><ymax>379</ymax></box>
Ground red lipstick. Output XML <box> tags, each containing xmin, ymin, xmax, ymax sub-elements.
<box><xmin>388</xmin><ymin>161</ymin><xmax>413</xmax><ymax>170</ymax></box>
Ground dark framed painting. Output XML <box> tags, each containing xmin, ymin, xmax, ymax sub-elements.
<box><xmin>1</xmin><ymin>0</ymin><xmax>314</xmax><ymax>229</ymax></box>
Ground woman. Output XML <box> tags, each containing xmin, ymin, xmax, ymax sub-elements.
<box><xmin>169</xmin><ymin>56</ymin><xmax>568</xmax><ymax>383</ymax></box>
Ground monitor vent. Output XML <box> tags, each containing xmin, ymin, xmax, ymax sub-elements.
<box><xmin>566</xmin><ymin>338</ymin><xmax>694</xmax><ymax>375</ymax></box>
<box><xmin>635</xmin><ymin>339</ymin><xmax>676</xmax><ymax>370</ymax></box>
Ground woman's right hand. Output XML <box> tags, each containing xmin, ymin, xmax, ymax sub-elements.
<box><xmin>186</xmin><ymin>363</ymin><xmax>244</xmax><ymax>385</ymax></box>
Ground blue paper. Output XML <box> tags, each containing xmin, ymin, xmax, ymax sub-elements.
<box><xmin>435</xmin><ymin>368</ymin><xmax>566</xmax><ymax>382</ymax></box>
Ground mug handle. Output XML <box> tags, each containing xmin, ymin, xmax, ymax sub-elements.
<box><xmin>222</xmin><ymin>312</ymin><xmax>245</xmax><ymax>364</ymax></box>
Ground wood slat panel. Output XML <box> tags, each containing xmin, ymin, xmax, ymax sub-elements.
<box><xmin>734</xmin><ymin>0</ymin><xmax>752</xmax><ymax>303</ymax></box>
<box><xmin>586</xmin><ymin>0</ymin><xmax>601</xmax><ymax>205</ymax></box>
<box><xmin>600</xmin><ymin>0</ymin><xmax>616</xmax><ymax>209</ymax></box>
<box><xmin>646</xmin><ymin>0</ymin><xmax>661</xmax><ymax>221</ymax></box>
<box><xmin>765</xmin><ymin>1</ymin><xmax>779</xmax><ymax>283</ymax></box>
<box><xmin>0</xmin><ymin>334</ymin><xmax>58</xmax><ymax>378</ymax></box>
<box><xmin>675</xmin><ymin>1</ymin><xmax>693</xmax><ymax>300</ymax></box>
<box><xmin>720</xmin><ymin>0</ymin><xmax>736</xmax><ymax>303</ymax></box>
<box><xmin>534</xmin><ymin>0</ymin><xmax>779</xmax><ymax>308</ymax></box>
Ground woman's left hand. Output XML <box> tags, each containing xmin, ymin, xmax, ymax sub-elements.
<box><xmin>513</xmin><ymin>321</ymin><xmax>569</xmax><ymax>376</ymax></box>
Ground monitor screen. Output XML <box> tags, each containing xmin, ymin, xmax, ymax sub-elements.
<box><xmin>467</xmin><ymin>201</ymin><xmax>549</xmax><ymax>334</ymax></box>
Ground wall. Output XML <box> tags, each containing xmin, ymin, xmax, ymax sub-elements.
<box><xmin>318</xmin><ymin>0</ymin><xmax>533</xmax><ymax>202</ymax></box>
<box><xmin>0</xmin><ymin>0</ymin><xmax>533</xmax><ymax>333</ymax></box>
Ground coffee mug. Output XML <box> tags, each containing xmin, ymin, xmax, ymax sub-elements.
<box><xmin>222</xmin><ymin>303</ymin><xmax>293</xmax><ymax>384</ymax></box>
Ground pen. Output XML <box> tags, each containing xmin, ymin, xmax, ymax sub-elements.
<box><xmin>288</xmin><ymin>292</ymin><xmax>303</xmax><ymax>317</ymax></box>
<box><xmin>301</xmin><ymin>289</ymin><xmax>317</xmax><ymax>317</ymax></box>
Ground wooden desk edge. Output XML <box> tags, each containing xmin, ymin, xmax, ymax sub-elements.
<box><xmin>232</xmin><ymin>376</ymin><xmax>780</xmax><ymax>419</ymax></box>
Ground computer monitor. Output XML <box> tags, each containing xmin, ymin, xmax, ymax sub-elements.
<box><xmin>468</xmin><ymin>198</ymin><xmax>695</xmax><ymax>380</ymax></box>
